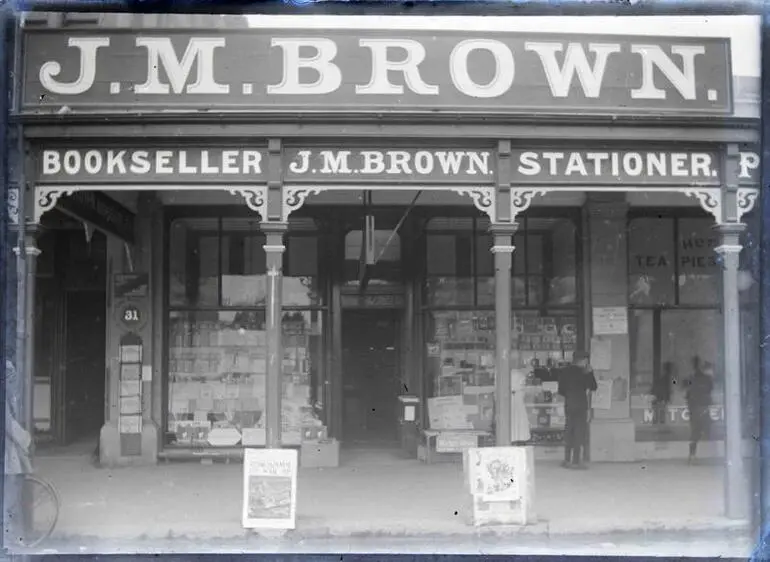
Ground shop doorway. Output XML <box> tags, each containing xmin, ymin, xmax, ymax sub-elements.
<box><xmin>341</xmin><ymin>309</ymin><xmax>401</xmax><ymax>447</ymax></box>
<box><xmin>61</xmin><ymin>290</ymin><xmax>107</xmax><ymax>446</ymax></box>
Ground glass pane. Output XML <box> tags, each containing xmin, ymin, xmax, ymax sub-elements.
<box><xmin>169</xmin><ymin>218</ymin><xmax>220</xmax><ymax>307</ymax></box>
<box><xmin>511</xmin><ymin>311</ymin><xmax>578</xmax><ymax>445</ymax></box>
<box><xmin>513</xmin><ymin>234</ymin><xmax>526</xmax><ymax>274</ymax></box>
<box><xmin>677</xmin><ymin>218</ymin><xmax>719</xmax><ymax>305</ymax></box>
<box><xmin>628</xmin><ymin>217</ymin><xmax>676</xmax><ymax>305</ymax></box>
<box><xmin>548</xmin><ymin>219</ymin><xmax>577</xmax><ymax>305</ymax></box>
<box><xmin>475</xmin><ymin>234</ymin><xmax>494</xmax><ymax>277</ymax></box>
<box><xmin>425</xmin><ymin>277</ymin><xmax>474</xmax><ymax>306</ymax></box>
<box><xmin>281</xmin><ymin>311</ymin><xmax>326</xmax><ymax>445</ymax></box>
<box><xmin>512</xmin><ymin>276</ymin><xmax>527</xmax><ymax>306</ymax></box>
<box><xmin>425</xmin><ymin>311</ymin><xmax>495</xmax><ymax>431</ymax></box>
<box><xmin>629</xmin><ymin>310</ymin><xmax>655</xmax><ymax>410</ymax></box>
<box><xmin>285</xmin><ymin>236</ymin><xmax>321</xmax><ymax>306</ymax></box>
<box><xmin>166</xmin><ymin>310</ymin><xmax>267</xmax><ymax>447</ymax></box>
<box><xmin>527</xmin><ymin>234</ymin><xmax>544</xmax><ymax>275</ymax></box>
<box><xmin>344</xmin><ymin>230</ymin><xmax>402</xmax><ymax>286</ymax></box>
<box><xmin>221</xmin><ymin>218</ymin><xmax>266</xmax><ymax>307</ymax></box>
<box><xmin>427</xmin><ymin>235</ymin><xmax>457</xmax><ymax>275</ymax></box>
<box><xmin>527</xmin><ymin>276</ymin><xmax>544</xmax><ymax>306</ymax></box>
<box><xmin>660</xmin><ymin>310</ymin><xmax>722</xmax><ymax>441</ymax></box>
<box><xmin>477</xmin><ymin>276</ymin><xmax>495</xmax><ymax>306</ymax></box>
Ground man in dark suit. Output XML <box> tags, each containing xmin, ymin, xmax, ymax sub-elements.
<box><xmin>558</xmin><ymin>351</ymin><xmax>598</xmax><ymax>470</ymax></box>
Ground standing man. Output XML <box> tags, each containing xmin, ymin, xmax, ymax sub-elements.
<box><xmin>685</xmin><ymin>358</ymin><xmax>714</xmax><ymax>464</ymax></box>
<box><xmin>558</xmin><ymin>351</ymin><xmax>597</xmax><ymax>470</ymax></box>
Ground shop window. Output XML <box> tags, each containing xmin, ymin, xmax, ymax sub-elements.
<box><xmin>547</xmin><ymin>219</ymin><xmax>578</xmax><ymax>305</ymax></box>
<box><xmin>166</xmin><ymin>309</ymin><xmax>324</xmax><ymax>448</ymax></box>
<box><xmin>221</xmin><ymin>218</ymin><xmax>267</xmax><ymax>307</ymax></box>
<box><xmin>285</xmin><ymin>236</ymin><xmax>321</xmax><ymax>307</ymax></box>
<box><xmin>424</xmin><ymin>309</ymin><xmax>578</xmax><ymax>445</ymax></box>
<box><xmin>628</xmin><ymin>217</ymin><xmax>676</xmax><ymax>306</ymax></box>
<box><xmin>343</xmin><ymin>229</ymin><xmax>402</xmax><ymax>286</ymax></box>
<box><xmin>169</xmin><ymin>218</ymin><xmax>220</xmax><ymax>307</ymax></box>
<box><xmin>425</xmin><ymin>216</ymin><xmax>578</xmax><ymax>308</ymax></box>
<box><xmin>677</xmin><ymin>218</ymin><xmax>719</xmax><ymax>305</ymax></box>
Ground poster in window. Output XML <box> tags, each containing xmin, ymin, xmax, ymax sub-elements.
<box><xmin>242</xmin><ymin>448</ymin><xmax>298</xmax><ymax>529</ymax></box>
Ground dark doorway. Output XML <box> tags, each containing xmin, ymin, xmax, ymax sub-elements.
<box><xmin>63</xmin><ymin>290</ymin><xmax>107</xmax><ymax>445</ymax></box>
<box><xmin>342</xmin><ymin>310</ymin><xmax>401</xmax><ymax>447</ymax></box>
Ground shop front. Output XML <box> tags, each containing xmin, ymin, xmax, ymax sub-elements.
<box><xmin>10</xmin><ymin>14</ymin><xmax>760</xmax><ymax>520</ymax></box>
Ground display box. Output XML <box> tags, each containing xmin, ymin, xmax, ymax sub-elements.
<box><xmin>300</xmin><ymin>439</ymin><xmax>339</xmax><ymax>468</ymax></box>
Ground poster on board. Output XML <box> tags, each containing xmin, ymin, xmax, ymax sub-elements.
<box><xmin>242</xmin><ymin>448</ymin><xmax>298</xmax><ymax>529</ymax></box>
<box><xmin>592</xmin><ymin>307</ymin><xmax>628</xmax><ymax>335</ymax></box>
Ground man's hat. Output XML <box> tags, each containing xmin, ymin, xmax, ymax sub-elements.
<box><xmin>573</xmin><ymin>350</ymin><xmax>590</xmax><ymax>361</ymax></box>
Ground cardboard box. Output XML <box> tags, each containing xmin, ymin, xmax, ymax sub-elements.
<box><xmin>300</xmin><ymin>439</ymin><xmax>339</xmax><ymax>468</ymax></box>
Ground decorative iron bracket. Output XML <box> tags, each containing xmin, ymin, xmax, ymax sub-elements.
<box><xmin>228</xmin><ymin>186</ymin><xmax>269</xmax><ymax>220</ymax></box>
<box><xmin>736</xmin><ymin>187</ymin><xmax>759</xmax><ymax>223</ymax></box>
<box><xmin>510</xmin><ymin>188</ymin><xmax>548</xmax><ymax>222</ymax></box>
<box><xmin>683</xmin><ymin>188</ymin><xmax>723</xmax><ymax>225</ymax></box>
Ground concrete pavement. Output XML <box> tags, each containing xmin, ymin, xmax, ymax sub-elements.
<box><xmin>15</xmin><ymin>448</ymin><xmax>755</xmax><ymax>555</ymax></box>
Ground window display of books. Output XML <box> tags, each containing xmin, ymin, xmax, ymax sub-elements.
<box><xmin>428</xmin><ymin>311</ymin><xmax>495</xmax><ymax>432</ymax></box>
<box><xmin>166</xmin><ymin>312</ymin><xmax>327</xmax><ymax>448</ymax></box>
<box><xmin>511</xmin><ymin>312</ymin><xmax>578</xmax><ymax>442</ymax></box>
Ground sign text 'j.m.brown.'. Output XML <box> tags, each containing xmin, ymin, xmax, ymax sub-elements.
<box><xmin>22</xmin><ymin>30</ymin><xmax>732</xmax><ymax>115</ymax></box>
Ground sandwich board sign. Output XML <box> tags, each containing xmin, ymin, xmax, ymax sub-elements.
<box><xmin>242</xmin><ymin>448</ymin><xmax>298</xmax><ymax>530</ymax></box>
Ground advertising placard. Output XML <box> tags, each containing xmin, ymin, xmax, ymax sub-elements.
<box><xmin>242</xmin><ymin>448</ymin><xmax>298</xmax><ymax>530</ymax></box>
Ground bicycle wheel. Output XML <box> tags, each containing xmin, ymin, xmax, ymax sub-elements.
<box><xmin>17</xmin><ymin>474</ymin><xmax>60</xmax><ymax>549</ymax></box>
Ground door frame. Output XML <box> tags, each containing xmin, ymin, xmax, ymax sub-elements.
<box><xmin>338</xmin><ymin>308</ymin><xmax>403</xmax><ymax>444</ymax></box>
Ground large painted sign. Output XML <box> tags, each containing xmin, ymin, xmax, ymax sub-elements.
<box><xmin>35</xmin><ymin>146</ymin><xmax>760</xmax><ymax>187</ymax></box>
<box><xmin>22</xmin><ymin>29</ymin><xmax>732</xmax><ymax>115</ymax></box>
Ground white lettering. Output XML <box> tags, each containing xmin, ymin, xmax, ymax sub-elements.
<box><xmin>631</xmin><ymin>45</ymin><xmax>705</xmax><ymax>101</ymax></box>
<box><xmin>178</xmin><ymin>151</ymin><xmax>197</xmax><ymax>174</ymax></box>
<box><xmin>518</xmin><ymin>152</ymin><xmax>541</xmax><ymax>176</ymax></box>
<box><xmin>585</xmin><ymin>152</ymin><xmax>608</xmax><ymax>175</ymax></box>
<box><xmin>643</xmin><ymin>409</ymin><xmax>654</xmax><ymax>423</ymax></box>
<box><xmin>624</xmin><ymin>152</ymin><xmax>643</xmax><ymax>176</ymax></box>
<box><xmin>356</xmin><ymin>39</ymin><xmax>438</xmax><ymax>96</ymax></box>
<box><xmin>130</xmin><ymin>151</ymin><xmax>151</xmax><ymax>174</ymax></box>
<box><xmin>289</xmin><ymin>151</ymin><xmax>311</xmax><ymax>174</ymax></box>
<box><xmin>243</xmin><ymin>151</ymin><xmax>263</xmax><ymax>175</ymax></box>
<box><xmin>107</xmin><ymin>150</ymin><xmax>126</xmax><ymax>175</ymax></box>
<box><xmin>739</xmin><ymin>152</ymin><xmax>759</xmax><ymax>179</ymax></box>
<box><xmin>361</xmin><ymin>151</ymin><xmax>386</xmax><ymax>174</ymax></box>
<box><xmin>564</xmin><ymin>153</ymin><xmax>588</xmax><ymax>176</ymax></box>
<box><xmin>450</xmin><ymin>39</ymin><xmax>514</xmax><ymax>99</ymax></box>
<box><xmin>541</xmin><ymin>152</ymin><xmax>564</xmax><ymax>175</ymax></box>
<box><xmin>320</xmin><ymin>150</ymin><xmax>351</xmax><ymax>174</ymax></box>
<box><xmin>386</xmin><ymin>151</ymin><xmax>412</xmax><ymax>175</ymax></box>
<box><xmin>134</xmin><ymin>37</ymin><xmax>228</xmax><ymax>95</ymax></box>
<box><xmin>42</xmin><ymin>151</ymin><xmax>61</xmax><ymax>175</ymax></box>
<box><xmin>222</xmin><ymin>151</ymin><xmax>239</xmax><ymax>174</ymax></box>
<box><xmin>435</xmin><ymin>151</ymin><xmax>465</xmax><ymax>175</ymax></box>
<box><xmin>84</xmin><ymin>150</ymin><xmax>103</xmax><ymax>174</ymax></box>
<box><xmin>525</xmin><ymin>42</ymin><xmax>620</xmax><ymax>98</ymax></box>
<box><xmin>671</xmin><ymin>153</ymin><xmax>688</xmax><ymax>176</ymax></box>
<box><xmin>39</xmin><ymin>37</ymin><xmax>110</xmax><ymax>95</ymax></box>
<box><xmin>268</xmin><ymin>38</ymin><xmax>342</xmax><ymax>95</ymax></box>
<box><xmin>156</xmin><ymin>150</ymin><xmax>173</xmax><ymax>174</ymax></box>
<box><xmin>647</xmin><ymin>153</ymin><xmax>666</xmax><ymax>176</ymax></box>
<box><xmin>691</xmin><ymin>153</ymin><xmax>712</xmax><ymax>177</ymax></box>
<box><xmin>414</xmin><ymin>151</ymin><xmax>434</xmax><ymax>174</ymax></box>
<box><xmin>63</xmin><ymin>150</ymin><xmax>81</xmax><ymax>175</ymax></box>
<box><xmin>466</xmin><ymin>152</ymin><xmax>490</xmax><ymax>175</ymax></box>
<box><xmin>201</xmin><ymin>150</ymin><xmax>219</xmax><ymax>174</ymax></box>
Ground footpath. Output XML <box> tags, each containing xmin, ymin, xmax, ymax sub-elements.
<box><xmin>24</xmin><ymin>449</ymin><xmax>754</xmax><ymax>555</ymax></box>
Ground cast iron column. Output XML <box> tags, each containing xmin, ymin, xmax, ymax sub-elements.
<box><xmin>263</xmin><ymin>222</ymin><xmax>287</xmax><ymax>449</ymax></box>
<box><xmin>14</xmin><ymin>225</ymin><xmax>41</xmax><ymax>440</ymax></box>
<box><xmin>715</xmin><ymin>222</ymin><xmax>748</xmax><ymax>519</ymax></box>
<box><xmin>490</xmin><ymin>223</ymin><xmax>518</xmax><ymax>447</ymax></box>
